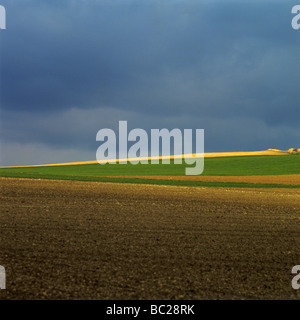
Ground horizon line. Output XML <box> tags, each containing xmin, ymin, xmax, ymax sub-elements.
<box><xmin>1</xmin><ymin>148</ymin><xmax>295</xmax><ymax>168</ymax></box>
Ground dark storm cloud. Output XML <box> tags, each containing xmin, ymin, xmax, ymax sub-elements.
<box><xmin>0</xmin><ymin>0</ymin><xmax>299</xmax><ymax>165</ymax></box>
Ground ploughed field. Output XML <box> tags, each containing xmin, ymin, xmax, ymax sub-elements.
<box><xmin>1</xmin><ymin>177</ymin><xmax>299</xmax><ymax>299</ymax></box>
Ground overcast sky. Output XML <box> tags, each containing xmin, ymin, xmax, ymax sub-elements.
<box><xmin>0</xmin><ymin>0</ymin><xmax>299</xmax><ymax>166</ymax></box>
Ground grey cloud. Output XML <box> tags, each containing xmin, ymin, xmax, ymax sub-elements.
<box><xmin>0</xmin><ymin>0</ymin><xmax>299</xmax><ymax>165</ymax></box>
<box><xmin>1</xmin><ymin>106</ymin><xmax>299</xmax><ymax>166</ymax></box>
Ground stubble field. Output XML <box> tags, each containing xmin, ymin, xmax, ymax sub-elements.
<box><xmin>1</xmin><ymin>177</ymin><xmax>299</xmax><ymax>300</ymax></box>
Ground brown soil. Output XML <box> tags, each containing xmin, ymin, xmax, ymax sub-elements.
<box><xmin>107</xmin><ymin>174</ymin><xmax>300</xmax><ymax>185</ymax></box>
<box><xmin>0</xmin><ymin>177</ymin><xmax>300</xmax><ymax>300</ymax></box>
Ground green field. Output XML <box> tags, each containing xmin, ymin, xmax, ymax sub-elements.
<box><xmin>1</xmin><ymin>155</ymin><xmax>299</xmax><ymax>188</ymax></box>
